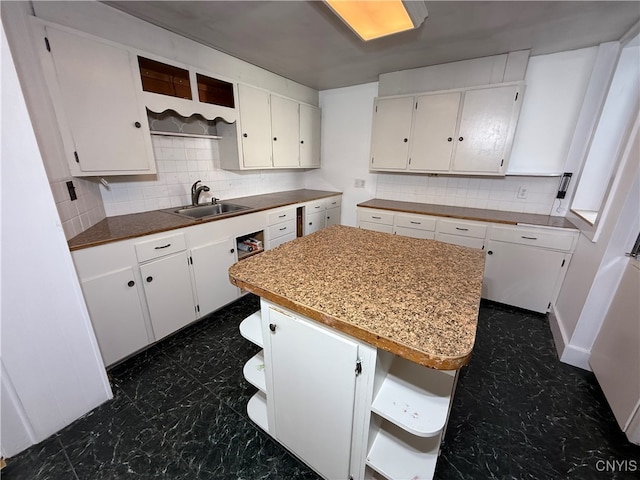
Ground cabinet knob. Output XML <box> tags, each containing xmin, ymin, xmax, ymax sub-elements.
<box><xmin>243</xmin><ymin>133</ymin><xmax>248</xmax><ymax>138</ymax></box>
<box><xmin>127</xmin><ymin>280</ymin><xmax>135</xmax><ymax>287</ymax></box>
<box><xmin>273</xmin><ymin>137</ymin><xmax>277</xmax><ymax>141</ymax></box>
<box><xmin>134</xmin><ymin>121</ymin><xmax>141</xmax><ymax>128</ymax></box>
<box><xmin>309</xmin><ymin>222</ymin><xmax>313</xmax><ymax>225</ymax></box>
<box><xmin>403</xmin><ymin>138</ymin><xmax>408</xmax><ymax>143</ymax></box>
<box><xmin>459</xmin><ymin>136</ymin><xmax>464</xmax><ymax>141</ymax></box>
<box><xmin>487</xmin><ymin>250</ymin><xmax>493</xmax><ymax>255</ymax></box>
<box><xmin>269</xmin><ymin>323</ymin><xmax>276</xmax><ymax>332</ymax></box>
<box><xmin>230</xmin><ymin>248</ymin><xmax>235</xmax><ymax>254</ymax></box>
<box><xmin>300</xmin><ymin>140</ymin><xmax>304</xmax><ymax>144</ymax></box>
<box><xmin>447</xmin><ymin>137</ymin><xmax>453</xmax><ymax>142</ymax></box>
<box><xmin>146</xmin><ymin>276</ymin><xmax>153</xmax><ymax>282</ymax></box>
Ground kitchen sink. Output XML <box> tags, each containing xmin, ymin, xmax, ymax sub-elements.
<box><xmin>166</xmin><ymin>202</ymin><xmax>251</xmax><ymax>220</ymax></box>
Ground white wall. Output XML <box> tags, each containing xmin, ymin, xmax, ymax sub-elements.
<box><xmin>0</xmin><ymin>23</ymin><xmax>111</xmax><ymax>458</ymax></box>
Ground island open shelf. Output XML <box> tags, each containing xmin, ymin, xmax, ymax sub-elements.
<box><xmin>243</xmin><ymin>351</ymin><xmax>266</xmax><ymax>393</ymax></box>
<box><xmin>247</xmin><ymin>391</ymin><xmax>269</xmax><ymax>433</ymax></box>
<box><xmin>239</xmin><ymin>310</ymin><xmax>263</xmax><ymax>347</ymax></box>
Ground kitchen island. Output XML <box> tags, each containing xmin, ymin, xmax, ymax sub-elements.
<box><xmin>228</xmin><ymin>225</ymin><xmax>485</xmax><ymax>480</ymax></box>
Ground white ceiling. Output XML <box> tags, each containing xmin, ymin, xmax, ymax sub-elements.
<box><xmin>105</xmin><ymin>1</ymin><xmax>640</xmax><ymax>91</ymax></box>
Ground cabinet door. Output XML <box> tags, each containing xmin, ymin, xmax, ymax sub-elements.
<box><xmin>45</xmin><ymin>27</ymin><xmax>153</xmax><ymax>174</ymax></box>
<box><xmin>266</xmin><ymin>307</ymin><xmax>359</xmax><ymax>480</ymax></box>
<box><xmin>81</xmin><ymin>267</ymin><xmax>149</xmax><ymax>366</ymax></box>
<box><xmin>409</xmin><ymin>92</ymin><xmax>460</xmax><ymax>171</ymax></box>
<box><xmin>299</xmin><ymin>104</ymin><xmax>321</xmax><ymax>168</ymax></box>
<box><xmin>326</xmin><ymin>206</ymin><xmax>341</xmax><ymax>227</ymax></box>
<box><xmin>271</xmin><ymin>95</ymin><xmax>300</xmax><ymax>168</ymax></box>
<box><xmin>238</xmin><ymin>84</ymin><xmax>273</xmax><ymax>168</ymax></box>
<box><xmin>305</xmin><ymin>210</ymin><xmax>325</xmax><ymax>235</ymax></box>
<box><xmin>452</xmin><ymin>85</ymin><xmax>520</xmax><ymax>173</ymax></box>
<box><xmin>482</xmin><ymin>240</ymin><xmax>567</xmax><ymax>313</ymax></box>
<box><xmin>370</xmin><ymin>97</ymin><xmax>414</xmax><ymax>170</ymax></box>
<box><xmin>435</xmin><ymin>232</ymin><xmax>484</xmax><ymax>249</ymax></box>
<box><xmin>140</xmin><ymin>252</ymin><xmax>196</xmax><ymax>341</ymax></box>
<box><xmin>190</xmin><ymin>239</ymin><xmax>239</xmax><ymax>316</ymax></box>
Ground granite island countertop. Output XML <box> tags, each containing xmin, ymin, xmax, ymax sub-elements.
<box><xmin>229</xmin><ymin>225</ymin><xmax>485</xmax><ymax>370</ymax></box>
<box><xmin>358</xmin><ymin>199</ymin><xmax>578</xmax><ymax>229</ymax></box>
<box><xmin>68</xmin><ymin>189</ymin><xmax>341</xmax><ymax>251</ymax></box>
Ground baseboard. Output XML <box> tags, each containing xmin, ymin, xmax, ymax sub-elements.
<box><xmin>549</xmin><ymin>306</ymin><xmax>592</xmax><ymax>371</ymax></box>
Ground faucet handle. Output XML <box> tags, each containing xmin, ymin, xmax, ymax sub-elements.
<box><xmin>211</xmin><ymin>197</ymin><xmax>220</xmax><ymax>204</ymax></box>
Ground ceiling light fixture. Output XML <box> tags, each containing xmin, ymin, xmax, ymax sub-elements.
<box><xmin>325</xmin><ymin>0</ymin><xmax>428</xmax><ymax>41</ymax></box>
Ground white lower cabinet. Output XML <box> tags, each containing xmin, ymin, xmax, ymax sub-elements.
<box><xmin>189</xmin><ymin>238</ymin><xmax>239</xmax><ymax>316</ymax></box>
<box><xmin>140</xmin><ymin>251</ymin><xmax>196</xmax><ymax>341</ymax></box>
<box><xmin>80</xmin><ymin>266</ymin><xmax>150</xmax><ymax>366</ymax></box>
<box><xmin>241</xmin><ymin>300</ymin><xmax>456</xmax><ymax>480</ymax></box>
<box><xmin>435</xmin><ymin>219</ymin><xmax>487</xmax><ymax>249</ymax></box>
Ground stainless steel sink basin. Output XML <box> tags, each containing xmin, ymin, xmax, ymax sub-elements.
<box><xmin>167</xmin><ymin>202</ymin><xmax>251</xmax><ymax>220</ymax></box>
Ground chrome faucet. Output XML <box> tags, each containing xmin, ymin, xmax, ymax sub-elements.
<box><xmin>191</xmin><ymin>180</ymin><xmax>210</xmax><ymax>206</ymax></box>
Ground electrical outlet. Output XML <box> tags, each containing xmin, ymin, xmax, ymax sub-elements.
<box><xmin>354</xmin><ymin>179</ymin><xmax>365</xmax><ymax>188</ymax></box>
<box><xmin>517</xmin><ymin>186</ymin><xmax>528</xmax><ymax>199</ymax></box>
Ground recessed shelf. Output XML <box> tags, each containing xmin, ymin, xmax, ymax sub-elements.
<box><xmin>247</xmin><ymin>391</ymin><xmax>269</xmax><ymax>433</ymax></box>
<box><xmin>240</xmin><ymin>311</ymin><xmax>263</xmax><ymax>347</ymax></box>
<box><xmin>371</xmin><ymin>357</ymin><xmax>455</xmax><ymax>437</ymax></box>
<box><xmin>366</xmin><ymin>420</ymin><xmax>441</xmax><ymax>480</ymax></box>
<box><xmin>243</xmin><ymin>350</ymin><xmax>266</xmax><ymax>393</ymax></box>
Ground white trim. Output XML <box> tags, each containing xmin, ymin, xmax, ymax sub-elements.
<box><xmin>549</xmin><ymin>305</ymin><xmax>592</xmax><ymax>371</ymax></box>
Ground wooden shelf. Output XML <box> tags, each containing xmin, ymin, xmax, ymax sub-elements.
<box><xmin>243</xmin><ymin>350</ymin><xmax>266</xmax><ymax>393</ymax></box>
<box><xmin>366</xmin><ymin>420</ymin><xmax>441</xmax><ymax>480</ymax></box>
<box><xmin>237</xmin><ymin>248</ymin><xmax>264</xmax><ymax>261</ymax></box>
<box><xmin>247</xmin><ymin>391</ymin><xmax>269</xmax><ymax>433</ymax></box>
<box><xmin>371</xmin><ymin>357</ymin><xmax>455</xmax><ymax>437</ymax></box>
<box><xmin>239</xmin><ymin>311</ymin><xmax>263</xmax><ymax>347</ymax></box>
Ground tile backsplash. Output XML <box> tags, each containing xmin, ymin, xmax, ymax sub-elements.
<box><xmin>51</xmin><ymin>176</ymin><xmax>105</xmax><ymax>239</ymax></box>
<box><xmin>100</xmin><ymin>136</ymin><xmax>304</xmax><ymax>216</ymax></box>
<box><xmin>375</xmin><ymin>173</ymin><xmax>561</xmax><ymax>215</ymax></box>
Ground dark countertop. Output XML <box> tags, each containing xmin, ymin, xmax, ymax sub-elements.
<box><xmin>357</xmin><ymin>199</ymin><xmax>577</xmax><ymax>229</ymax></box>
<box><xmin>229</xmin><ymin>225</ymin><xmax>485</xmax><ymax>370</ymax></box>
<box><xmin>68</xmin><ymin>189</ymin><xmax>341</xmax><ymax>251</ymax></box>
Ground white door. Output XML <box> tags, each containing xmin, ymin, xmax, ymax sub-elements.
<box><xmin>81</xmin><ymin>267</ymin><xmax>149</xmax><ymax>366</ymax></box>
<box><xmin>190</xmin><ymin>239</ymin><xmax>239</xmax><ymax>316</ymax></box>
<box><xmin>409</xmin><ymin>92</ymin><xmax>460</xmax><ymax>171</ymax></box>
<box><xmin>271</xmin><ymin>95</ymin><xmax>300</xmax><ymax>167</ymax></box>
<box><xmin>452</xmin><ymin>85</ymin><xmax>519</xmax><ymax>173</ymax></box>
<box><xmin>370</xmin><ymin>96</ymin><xmax>414</xmax><ymax>170</ymax></box>
<box><xmin>46</xmin><ymin>27</ymin><xmax>152</xmax><ymax>173</ymax></box>
<box><xmin>300</xmin><ymin>104</ymin><xmax>321</xmax><ymax>167</ymax></box>
<box><xmin>326</xmin><ymin>206</ymin><xmax>341</xmax><ymax>227</ymax></box>
<box><xmin>266</xmin><ymin>308</ymin><xmax>359</xmax><ymax>480</ymax></box>
<box><xmin>305</xmin><ymin>210</ymin><xmax>325</xmax><ymax>235</ymax></box>
<box><xmin>140</xmin><ymin>252</ymin><xmax>196</xmax><ymax>340</ymax></box>
<box><xmin>482</xmin><ymin>240</ymin><xmax>566</xmax><ymax>313</ymax></box>
<box><xmin>238</xmin><ymin>84</ymin><xmax>273</xmax><ymax>168</ymax></box>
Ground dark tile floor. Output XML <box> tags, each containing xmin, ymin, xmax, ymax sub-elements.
<box><xmin>3</xmin><ymin>295</ymin><xmax>639</xmax><ymax>479</ymax></box>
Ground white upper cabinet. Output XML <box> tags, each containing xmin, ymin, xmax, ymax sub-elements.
<box><xmin>370</xmin><ymin>82</ymin><xmax>524</xmax><ymax>176</ymax></box>
<box><xmin>299</xmin><ymin>104</ymin><xmax>321</xmax><ymax>168</ymax></box>
<box><xmin>237</xmin><ymin>84</ymin><xmax>274</xmax><ymax>168</ymax></box>
<box><xmin>370</xmin><ymin>96</ymin><xmax>414</xmax><ymax>170</ymax></box>
<box><xmin>42</xmin><ymin>26</ymin><xmax>155</xmax><ymax>176</ymax></box>
<box><xmin>271</xmin><ymin>95</ymin><xmax>300</xmax><ymax>168</ymax></box>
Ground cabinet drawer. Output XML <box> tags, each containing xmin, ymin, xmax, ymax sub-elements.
<box><xmin>269</xmin><ymin>219</ymin><xmax>296</xmax><ymax>240</ymax></box>
<box><xmin>325</xmin><ymin>196</ymin><xmax>342</xmax><ymax>209</ymax></box>
<box><xmin>306</xmin><ymin>200</ymin><xmax>325</xmax><ymax>213</ymax></box>
<box><xmin>394</xmin><ymin>226</ymin><xmax>435</xmax><ymax>240</ymax></box>
<box><xmin>359</xmin><ymin>221</ymin><xmax>393</xmax><ymax>234</ymax></box>
<box><xmin>268</xmin><ymin>208</ymin><xmax>296</xmax><ymax>225</ymax></box>
<box><xmin>358</xmin><ymin>209</ymin><xmax>394</xmax><ymax>226</ymax></box>
<box><xmin>395</xmin><ymin>214</ymin><xmax>436</xmax><ymax>232</ymax></box>
<box><xmin>435</xmin><ymin>232</ymin><xmax>485</xmax><ymax>249</ymax></box>
<box><xmin>269</xmin><ymin>231</ymin><xmax>297</xmax><ymax>249</ymax></box>
<box><xmin>437</xmin><ymin>219</ymin><xmax>487</xmax><ymax>239</ymax></box>
<box><xmin>490</xmin><ymin>226</ymin><xmax>576</xmax><ymax>252</ymax></box>
<box><xmin>134</xmin><ymin>233</ymin><xmax>186</xmax><ymax>263</ymax></box>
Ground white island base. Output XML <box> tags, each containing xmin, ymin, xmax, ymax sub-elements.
<box><xmin>240</xmin><ymin>300</ymin><xmax>459</xmax><ymax>480</ymax></box>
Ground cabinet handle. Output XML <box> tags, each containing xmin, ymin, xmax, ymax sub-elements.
<box><xmin>521</xmin><ymin>236</ymin><xmax>538</xmax><ymax>240</ymax></box>
<box><xmin>279</xmin><ymin>227</ymin><xmax>287</xmax><ymax>231</ymax></box>
<box><xmin>134</xmin><ymin>121</ymin><xmax>141</xmax><ymax>128</ymax></box>
<box><xmin>459</xmin><ymin>136</ymin><xmax>464</xmax><ymax>141</ymax></box>
<box><xmin>447</xmin><ymin>137</ymin><xmax>453</xmax><ymax>142</ymax></box>
<box><xmin>230</xmin><ymin>248</ymin><xmax>235</xmax><ymax>253</ymax></box>
<box><xmin>455</xmin><ymin>227</ymin><xmax>469</xmax><ymax>231</ymax></box>
<box><xmin>278</xmin><ymin>214</ymin><xmax>287</xmax><ymax>218</ymax></box>
<box><xmin>154</xmin><ymin>243</ymin><xmax>171</xmax><ymax>250</ymax></box>
<box><xmin>127</xmin><ymin>280</ymin><xmax>135</xmax><ymax>287</ymax></box>
<box><xmin>243</xmin><ymin>133</ymin><xmax>248</xmax><ymax>138</ymax></box>
<box><xmin>488</xmin><ymin>250</ymin><xmax>493</xmax><ymax>255</ymax></box>
<box><xmin>314</xmin><ymin>206</ymin><xmax>321</xmax><ymax>209</ymax></box>
<box><xmin>146</xmin><ymin>276</ymin><xmax>153</xmax><ymax>283</ymax></box>
<box><xmin>403</xmin><ymin>138</ymin><xmax>408</xmax><ymax>143</ymax></box>
<box><xmin>269</xmin><ymin>323</ymin><xmax>276</xmax><ymax>332</ymax></box>
<box><xmin>410</xmin><ymin>221</ymin><xmax>421</xmax><ymax>225</ymax></box>
<box><xmin>372</xmin><ymin>216</ymin><xmax>382</xmax><ymax>219</ymax></box>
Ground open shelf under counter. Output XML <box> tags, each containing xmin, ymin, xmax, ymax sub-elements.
<box><xmin>366</xmin><ymin>419</ymin><xmax>442</xmax><ymax>480</ymax></box>
<box><xmin>243</xmin><ymin>350</ymin><xmax>266</xmax><ymax>393</ymax></box>
<box><xmin>239</xmin><ymin>310</ymin><xmax>263</xmax><ymax>347</ymax></box>
<box><xmin>247</xmin><ymin>391</ymin><xmax>269</xmax><ymax>434</ymax></box>
<box><xmin>371</xmin><ymin>356</ymin><xmax>456</xmax><ymax>437</ymax></box>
